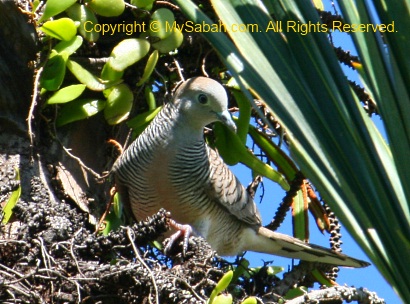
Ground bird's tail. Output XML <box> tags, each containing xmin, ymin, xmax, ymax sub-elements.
<box><xmin>248</xmin><ymin>227</ymin><xmax>370</xmax><ymax>268</ymax></box>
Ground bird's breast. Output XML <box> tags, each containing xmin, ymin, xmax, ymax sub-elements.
<box><xmin>125</xmin><ymin>138</ymin><xmax>214</xmax><ymax>226</ymax></box>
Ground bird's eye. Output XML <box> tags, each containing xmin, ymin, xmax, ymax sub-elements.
<box><xmin>198</xmin><ymin>94</ymin><xmax>208</xmax><ymax>104</ymax></box>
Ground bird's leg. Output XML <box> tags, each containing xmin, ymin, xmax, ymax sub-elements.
<box><xmin>165</xmin><ymin>219</ymin><xmax>195</xmax><ymax>256</ymax></box>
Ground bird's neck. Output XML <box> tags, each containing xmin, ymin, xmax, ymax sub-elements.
<box><xmin>156</xmin><ymin>104</ymin><xmax>204</xmax><ymax>145</ymax></box>
<box><xmin>164</xmin><ymin>103</ymin><xmax>206</xmax><ymax>143</ymax></box>
<box><xmin>173</xmin><ymin>122</ymin><xmax>204</xmax><ymax>143</ymax></box>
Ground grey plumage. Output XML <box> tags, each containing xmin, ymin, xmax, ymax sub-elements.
<box><xmin>112</xmin><ymin>77</ymin><xmax>370</xmax><ymax>268</ymax></box>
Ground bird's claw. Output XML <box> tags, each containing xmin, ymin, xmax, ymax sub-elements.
<box><xmin>164</xmin><ymin>219</ymin><xmax>194</xmax><ymax>256</ymax></box>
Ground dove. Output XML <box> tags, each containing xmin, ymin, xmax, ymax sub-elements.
<box><xmin>112</xmin><ymin>77</ymin><xmax>370</xmax><ymax>268</ymax></box>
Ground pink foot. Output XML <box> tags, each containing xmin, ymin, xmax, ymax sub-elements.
<box><xmin>165</xmin><ymin>220</ymin><xmax>194</xmax><ymax>256</ymax></box>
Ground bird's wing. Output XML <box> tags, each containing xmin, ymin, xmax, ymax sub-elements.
<box><xmin>205</xmin><ymin>147</ymin><xmax>262</xmax><ymax>226</ymax></box>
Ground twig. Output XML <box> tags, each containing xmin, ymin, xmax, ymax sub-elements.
<box><xmin>6</xmin><ymin>288</ymin><xmax>17</xmax><ymax>303</ymax></box>
<box><xmin>34</xmin><ymin>237</ymin><xmax>55</xmax><ymax>269</ymax></box>
<box><xmin>124</xmin><ymin>2</ymin><xmax>138</xmax><ymax>9</ymax></box>
<box><xmin>4</xmin><ymin>283</ymin><xmax>39</xmax><ymax>300</ymax></box>
<box><xmin>36</xmin><ymin>267</ymin><xmax>98</xmax><ymax>282</ymax></box>
<box><xmin>47</xmin><ymin>108</ymin><xmax>104</xmax><ymax>184</ymax></box>
<box><xmin>60</xmin><ymin>145</ymin><xmax>102</xmax><ymax>180</ymax></box>
<box><xmin>0</xmin><ymin>263</ymin><xmax>33</xmax><ymax>289</ymax></box>
<box><xmin>246</xmin><ymin>175</ymin><xmax>263</xmax><ymax>199</ymax></box>
<box><xmin>36</xmin><ymin>268</ymin><xmax>84</xmax><ymax>303</ymax></box>
<box><xmin>174</xmin><ymin>277</ymin><xmax>206</xmax><ymax>303</ymax></box>
<box><xmin>1</xmin><ymin>270</ymin><xmax>39</xmax><ymax>286</ymax></box>
<box><xmin>173</xmin><ymin>58</ymin><xmax>185</xmax><ymax>82</ymax></box>
<box><xmin>0</xmin><ymin>239</ymin><xmax>28</xmax><ymax>245</ymax></box>
<box><xmin>121</xmin><ymin>129</ymin><xmax>134</xmax><ymax>152</ymax></box>
<box><xmin>126</xmin><ymin>227</ymin><xmax>160</xmax><ymax>304</ymax></box>
<box><xmin>155</xmin><ymin>1</ymin><xmax>181</xmax><ymax>10</ymax></box>
<box><xmin>107</xmin><ymin>139</ymin><xmax>124</xmax><ymax>155</ymax></box>
<box><xmin>201</xmin><ymin>50</ymin><xmax>213</xmax><ymax>78</ymax></box>
<box><xmin>70</xmin><ymin>229</ymin><xmax>85</xmax><ymax>277</ymax></box>
<box><xmin>0</xmin><ymin>269</ymin><xmax>17</xmax><ymax>279</ymax></box>
<box><xmin>272</xmin><ymin>261</ymin><xmax>316</xmax><ymax>296</ymax></box>
<box><xmin>96</xmin><ymin>186</ymin><xmax>116</xmax><ymax>233</ymax></box>
<box><xmin>0</xmin><ymin>262</ymin><xmax>25</xmax><ymax>279</ymax></box>
<box><xmin>27</xmin><ymin>66</ymin><xmax>43</xmax><ymax>162</ymax></box>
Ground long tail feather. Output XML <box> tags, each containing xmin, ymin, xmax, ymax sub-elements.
<box><xmin>250</xmin><ymin>227</ymin><xmax>370</xmax><ymax>268</ymax></box>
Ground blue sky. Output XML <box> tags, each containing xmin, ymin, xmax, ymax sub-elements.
<box><xmin>225</xmin><ymin>1</ymin><xmax>402</xmax><ymax>302</ymax></box>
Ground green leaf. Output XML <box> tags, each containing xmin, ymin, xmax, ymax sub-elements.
<box><xmin>248</xmin><ymin>126</ymin><xmax>298</xmax><ymax>181</ymax></box>
<box><xmin>102</xmin><ymin>204</ymin><xmax>123</xmax><ymax>235</ymax></box>
<box><xmin>212</xmin><ymin>294</ymin><xmax>232</xmax><ymax>304</ymax></box>
<box><xmin>213</xmin><ymin>122</ymin><xmax>240</xmax><ymax>165</ymax></box>
<box><xmin>40</xmin><ymin>51</ymin><xmax>68</xmax><ymax>91</ymax></box>
<box><xmin>311</xmin><ymin>268</ymin><xmax>335</xmax><ymax>287</ymax></box>
<box><xmin>144</xmin><ymin>85</ymin><xmax>157</xmax><ymax>111</ymax></box>
<box><xmin>103</xmin><ymin>84</ymin><xmax>134</xmax><ymax>125</ymax></box>
<box><xmin>88</xmin><ymin>0</ymin><xmax>125</xmax><ymax>17</ymax></box>
<box><xmin>112</xmin><ymin>192</ymin><xmax>122</xmax><ymax>218</ymax></box>
<box><xmin>292</xmin><ymin>189</ymin><xmax>308</xmax><ymax>241</ymax></box>
<box><xmin>231</xmin><ymin>258</ymin><xmax>249</xmax><ymax>283</ymax></box>
<box><xmin>247</xmin><ymin>265</ymin><xmax>283</xmax><ymax>279</ymax></box>
<box><xmin>56</xmin><ymin>98</ymin><xmax>106</xmax><ymax>126</ymax></box>
<box><xmin>226</xmin><ymin>79</ymin><xmax>252</xmax><ymax>146</ymax></box>
<box><xmin>54</xmin><ymin>35</ymin><xmax>83</xmax><ymax>55</ymax></box>
<box><xmin>231</xmin><ymin>90</ymin><xmax>251</xmax><ymax>145</ymax></box>
<box><xmin>308</xmin><ymin>191</ymin><xmax>330</xmax><ymax>233</ymax></box>
<box><xmin>152</xmin><ymin>28</ymin><xmax>184</xmax><ymax>53</ymax></box>
<box><xmin>208</xmin><ymin>270</ymin><xmax>233</xmax><ymax>304</ymax></box>
<box><xmin>213</xmin><ymin>122</ymin><xmax>290</xmax><ymax>191</ymax></box>
<box><xmin>312</xmin><ymin>0</ymin><xmax>324</xmax><ymax>11</ymax></box>
<box><xmin>137</xmin><ymin>50</ymin><xmax>159</xmax><ymax>86</ymax></box>
<box><xmin>66</xmin><ymin>3</ymin><xmax>100</xmax><ymax>42</ymax></box>
<box><xmin>1</xmin><ymin>167</ymin><xmax>21</xmax><ymax>224</ymax></box>
<box><xmin>127</xmin><ymin>107</ymin><xmax>161</xmax><ymax>138</ymax></box>
<box><xmin>108</xmin><ymin>38</ymin><xmax>151</xmax><ymax>71</ymax></box>
<box><xmin>151</xmin><ymin>240</ymin><xmax>163</xmax><ymax>250</ymax></box>
<box><xmin>240</xmin><ymin>297</ymin><xmax>257</xmax><ymax>304</ymax></box>
<box><xmin>131</xmin><ymin>0</ymin><xmax>154</xmax><ymax>10</ymax></box>
<box><xmin>284</xmin><ymin>286</ymin><xmax>308</xmax><ymax>300</ymax></box>
<box><xmin>39</xmin><ymin>18</ymin><xmax>77</xmax><ymax>41</ymax></box>
<box><xmin>149</xmin><ymin>8</ymin><xmax>175</xmax><ymax>39</ymax></box>
<box><xmin>47</xmin><ymin>84</ymin><xmax>87</xmax><ymax>104</ymax></box>
<box><xmin>127</xmin><ymin>107</ymin><xmax>161</xmax><ymax>130</ymax></box>
<box><xmin>31</xmin><ymin>0</ymin><xmax>40</xmax><ymax>12</ymax></box>
<box><xmin>101</xmin><ymin>62</ymin><xmax>124</xmax><ymax>81</ymax></box>
<box><xmin>39</xmin><ymin>0</ymin><xmax>77</xmax><ymax>22</ymax></box>
<box><xmin>66</xmin><ymin>59</ymin><xmax>116</xmax><ymax>91</ymax></box>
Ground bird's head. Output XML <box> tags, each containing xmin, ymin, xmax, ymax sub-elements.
<box><xmin>173</xmin><ymin>77</ymin><xmax>237</xmax><ymax>132</ymax></box>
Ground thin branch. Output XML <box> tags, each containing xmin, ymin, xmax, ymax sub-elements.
<box><xmin>155</xmin><ymin>1</ymin><xmax>181</xmax><ymax>10</ymax></box>
<box><xmin>4</xmin><ymin>283</ymin><xmax>39</xmax><ymax>300</ymax></box>
<box><xmin>174</xmin><ymin>277</ymin><xmax>206</xmax><ymax>303</ymax></box>
<box><xmin>60</xmin><ymin>144</ymin><xmax>103</xmax><ymax>180</ymax></box>
<box><xmin>201</xmin><ymin>50</ymin><xmax>213</xmax><ymax>78</ymax></box>
<box><xmin>173</xmin><ymin>57</ymin><xmax>185</xmax><ymax>82</ymax></box>
<box><xmin>126</xmin><ymin>227</ymin><xmax>160</xmax><ymax>304</ymax></box>
<box><xmin>27</xmin><ymin>66</ymin><xmax>43</xmax><ymax>162</ymax></box>
<box><xmin>70</xmin><ymin>228</ymin><xmax>85</xmax><ymax>277</ymax></box>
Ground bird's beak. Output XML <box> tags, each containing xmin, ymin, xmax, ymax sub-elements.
<box><xmin>216</xmin><ymin>110</ymin><xmax>237</xmax><ymax>133</ymax></box>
